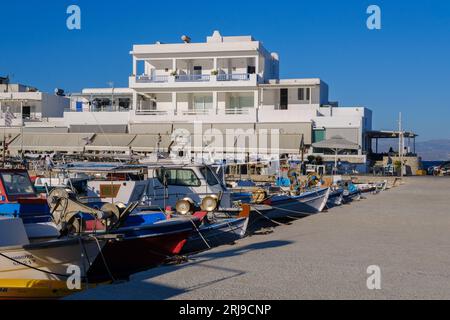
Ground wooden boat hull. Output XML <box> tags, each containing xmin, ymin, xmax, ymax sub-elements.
<box><xmin>263</xmin><ymin>188</ymin><xmax>331</xmax><ymax>219</ymax></box>
<box><xmin>0</xmin><ymin>238</ymin><xmax>103</xmax><ymax>299</ymax></box>
<box><xmin>86</xmin><ymin>219</ymin><xmax>198</xmax><ymax>283</ymax></box>
<box><xmin>343</xmin><ymin>190</ymin><xmax>362</xmax><ymax>203</ymax></box>
<box><xmin>181</xmin><ymin>217</ymin><xmax>249</xmax><ymax>255</ymax></box>
<box><xmin>327</xmin><ymin>189</ymin><xmax>344</xmax><ymax>208</ymax></box>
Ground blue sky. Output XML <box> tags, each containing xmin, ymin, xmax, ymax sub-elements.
<box><xmin>1</xmin><ymin>0</ymin><xmax>449</xmax><ymax>141</ymax></box>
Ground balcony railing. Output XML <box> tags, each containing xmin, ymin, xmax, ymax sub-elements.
<box><xmin>136</xmin><ymin>75</ymin><xmax>169</xmax><ymax>83</ymax></box>
<box><xmin>135</xmin><ymin>110</ymin><xmax>169</xmax><ymax>116</ymax></box>
<box><xmin>225</xmin><ymin>108</ymin><xmax>251</xmax><ymax>115</ymax></box>
<box><xmin>217</xmin><ymin>73</ymin><xmax>251</xmax><ymax>81</ymax></box>
<box><xmin>175</xmin><ymin>74</ymin><xmax>210</xmax><ymax>82</ymax></box>
<box><xmin>181</xmin><ymin>110</ymin><xmax>211</xmax><ymax>116</ymax></box>
<box><xmin>134</xmin><ymin>73</ymin><xmax>253</xmax><ymax>84</ymax></box>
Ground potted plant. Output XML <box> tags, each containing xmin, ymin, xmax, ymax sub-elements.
<box><xmin>211</xmin><ymin>69</ymin><xmax>219</xmax><ymax>76</ymax></box>
<box><xmin>394</xmin><ymin>160</ymin><xmax>402</xmax><ymax>176</ymax></box>
<box><xmin>170</xmin><ymin>70</ymin><xmax>177</xmax><ymax>76</ymax></box>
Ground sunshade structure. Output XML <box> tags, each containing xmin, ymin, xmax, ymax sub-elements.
<box><xmin>8</xmin><ymin>133</ymin><xmax>95</xmax><ymax>154</ymax></box>
<box><xmin>84</xmin><ymin>134</ymin><xmax>137</xmax><ymax>153</ymax></box>
<box><xmin>312</xmin><ymin>135</ymin><xmax>361</xmax><ymax>170</ymax></box>
<box><xmin>130</xmin><ymin>134</ymin><xmax>172</xmax><ymax>153</ymax></box>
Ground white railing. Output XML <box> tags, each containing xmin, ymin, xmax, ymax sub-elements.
<box><xmin>217</xmin><ymin>73</ymin><xmax>251</xmax><ymax>81</ymax></box>
<box><xmin>175</xmin><ymin>74</ymin><xmax>211</xmax><ymax>82</ymax></box>
<box><xmin>225</xmin><ymin>108</ymin><xmax>251</xmax><ymax>115</ymax></box>
<box><xmin>135</xmin><ymin>110</ymin><xmax>169</xmax><ymax>116</ymax></box>
<box><xmin>134</xmin><ymin>73</ymin><xmax>254</xmax><ymax>84</ymax></box>
<box><xmin>181</xmin><ymin>110</ymin><xmax>211</xmax><ymax>116</ymax></box>
<box><xmin>136</xmin><ymin>75</ymin><xmax>169</xmax><ymax>83</ymax></box>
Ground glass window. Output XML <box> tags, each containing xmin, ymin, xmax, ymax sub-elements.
<box><xmin>298</xmin><ymin>88</ymin><xmax>304</xmax><ymax>101</ymax></box>
<box><xmin>230</xmin><ymin>94</ymin><xmax>254</xmax><ymax>109</ymax></box>
<box><xmin>193</xmin><ymin>95</ymin><xmax>213</xmax><ymax>111</ymax></box>
<box><xmin>0</xmin><ymin>172</ymin><xmax>36</xmax><ymax>196</ymax></box>
<box><xmin>298</xmin><ymin>88</ymin><xmax>311</xmax><ymax>101</ymax></box>
<box><xmin>200</xmin><ymin>167</ymin><xmax>220</xmax><ymax>186</ymax></box>
<box><xmin>156</xmin><ymin>169</ymin><xmax>201</xmax><ymax>187</ymax></box>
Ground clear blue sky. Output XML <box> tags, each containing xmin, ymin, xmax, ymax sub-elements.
<box><xmin>1</xmin><ymin>0</ymin><xmax>449</xmax><ymax>141</ymax></box>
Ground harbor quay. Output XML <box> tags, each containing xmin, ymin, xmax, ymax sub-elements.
<box><xmin>66</xmin><ymin>177</ymin><xmax>450</xmax><ymax>300</ymax></box>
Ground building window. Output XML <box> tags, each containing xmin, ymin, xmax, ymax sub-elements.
<box><xmin>298</xmin><ymin>88</ymin><xmax>311</xmax><ymax>101</ymax></box>
<box><xmin>193</xmin><ymin>66</ymin><xmax>202</xmax><ymax>75</ymax></box>
<box><xmin>193</xmin><ymin>95</ymin><xmax>213</xmax><ymax>112</ymax></box>
<box><xmin>230</xmin><ymin>94</ymin><xmax>254</xmax><ymax>109</ymax></box>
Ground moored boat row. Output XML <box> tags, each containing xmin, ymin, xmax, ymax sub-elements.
<box><xmin>0</xmin><ymin>161</ymin><xmax>389</xmax><ymax>299</ymax></box>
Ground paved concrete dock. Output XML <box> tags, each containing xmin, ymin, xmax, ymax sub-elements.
<box><xmin>69</xmin><ymin>177</ymin><xmax>450</xmax><ymax>300</ymax></box>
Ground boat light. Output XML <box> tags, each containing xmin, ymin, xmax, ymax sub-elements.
<box><xmin>200</xmin><ymin>195</ymin><xmax>219</xmax><ymax>212</ymax></box>
<box><xmin>175</xmin><ymin>198</ymin><xmax>195</xmax><ymax>215</ymax></box>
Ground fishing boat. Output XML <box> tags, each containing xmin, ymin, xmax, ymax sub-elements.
<box><xmin>0</xmin><ymin>169</ymin><xmax>60</xmax><ymax>240</ymax></box>
<box><xmin>0</xmin><ymin>217</ymin><xmax>107</xmax><ymax>299</ymax></box>
<box><xmin>46</xmin><ymin>188</ymin><xmax>204</xmax><ymax>282</ymax></box>
<box><xmin>257</xmin><ymin>187</ymin><xmax>331</xmax><ymax>219</ymax></box>
<box><xmin>179</xmin><ymin>205</ymin><xmax>252</xmax><ymax>255</ymax></box>
<box><xmin>327</xmin><ymin>188</ymin><xmax>344</xmax><ymax>208</ymax></box>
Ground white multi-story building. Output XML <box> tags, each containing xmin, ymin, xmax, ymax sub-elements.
<box><xmin>66</xmin><ymin>31</ymin><xmax>372</xmax><ymax>166</ymax></box>
<box><xmin>0</xmin><ymin>80</ymin><xmax>69</xmax><ymax>127</ymax></box>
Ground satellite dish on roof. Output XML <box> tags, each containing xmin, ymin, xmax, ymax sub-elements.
<box><xmin>54</xmin><ymin>88</ymin><xmax>65</xmax><ymax>96</ymax></box>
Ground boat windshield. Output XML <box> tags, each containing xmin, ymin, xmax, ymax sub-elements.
<box><xmin>200</xmin><ymin>166</ymin><xmax>221</xmax><ymax>186</ymax></box>
<box><xmin>0</xmin><ymin>172</ymin><xmax>36</xmax><ymax>197</ymax></box>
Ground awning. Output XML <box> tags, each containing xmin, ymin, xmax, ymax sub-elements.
<box><xmin>8</xmin><ymin>133</ymin><xmax>94</xmax><ymax>153</ymax></box>
<box><xmin>129</xmin><ymin>123</ymin><xmax>173</xmax><ymax>135</ymax></box>
<box><xmin>84</xmin><ymin>134</ymin><xmax>137</xmax><ymax>152</ymax></box>
<box><xmin>70</xmin><ymin>125</ymin><xmax>128</xmax><ymax>134</ymax></box>
<box><xmin>130</xmin><ymin>134</ymin><xmax>173</xmax><ymax>152</ymax></box>
<box><xmin>312</xmin><ymin>135</ymin><xmax>360</xmax><ymax>150</ymax></box>
<box><xmin>312</xmin><ymin>135</ymin><xmax>361</xmax><ymax>169</ymax></box>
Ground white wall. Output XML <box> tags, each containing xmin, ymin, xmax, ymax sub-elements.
<box><xmin>41</xmin><ymin>94</ymin><xmax>69</xmax><ymax>118</ymax></box>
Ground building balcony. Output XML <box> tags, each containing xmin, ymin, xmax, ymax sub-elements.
<box><xmin>130</xmin><ymin>73</ymin><xmax>258</xmax><ymax>88</ymax></box>
<box><xmin>131</xmin><ymin>107</ymin><xmax>257</xmax><ymax>123</ymax></box>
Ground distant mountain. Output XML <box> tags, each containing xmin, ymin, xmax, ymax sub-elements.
<box><xmin>374</xmin><ymin>139</ymin><xmax>450</xmax><ymax>161</ymax></box>
<box><xmin>415</xmin><ymin>139</ymin><xmax>450</xmax><ymax>161</ymax></box>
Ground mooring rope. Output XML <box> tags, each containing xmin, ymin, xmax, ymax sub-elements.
<box><xmin>189</xmin><ymin>218</ymin><xmax>211</xmax><ymax>250</ymax></box>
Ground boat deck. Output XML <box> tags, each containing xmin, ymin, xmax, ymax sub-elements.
<box><xmin>67</xmin><ymin>177</ymin><xmax>450</xmax><ymax>300</ymax></box>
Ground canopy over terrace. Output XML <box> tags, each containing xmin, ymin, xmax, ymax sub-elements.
<box><xmin>8</xmin><ymin>133</ymin><xmax>95</xmax><ymax>154</ymax></box>
<box><xmin>84</xmin><ymin>134</ymin><xmax>137</xmax><ymax>153</ymax></box>
<box><xmin>312</xmin><ymin>135</ymin><xmax>361</xmax><ymax>170</ymax></box>
<box><xmin>366</xmin><ymin>130</ymin><xmax>419</xmax><ymax>155</ymax></box>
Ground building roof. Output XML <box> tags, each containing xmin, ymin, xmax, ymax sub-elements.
<box><xmin>131</xmin><ymin>31</ymin><xmax>267</xmax><ymax>57</ymax></box>
<box><xmin>367</xmin><ymin>131</ymin><xmax>419</xmax><ymax>139</ymax></box>
<box><xmin>312</xmin><ymin>135</ymin><xmax>361</xmax><ymax>150</ymax></box>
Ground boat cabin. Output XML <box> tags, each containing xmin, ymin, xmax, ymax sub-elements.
<box><xmin>144</xmin><ymin>162</ymin><xmax>231</xmax><ymax>209</ymax></box>
<box><xmin>59</xmin><ymin>163</ymin><xmax>149</xmax><ymax>205</ymax></box>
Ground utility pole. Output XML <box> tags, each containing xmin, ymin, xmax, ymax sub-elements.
<box><xmin>108</xmin><ymin>81</ymin><xmax>115</xmax><ymax>111</ymax></box>
<box><xmin>398</xmin><ymin>112</ymin><xmax>404</xmax><ymax>177</ymax></box>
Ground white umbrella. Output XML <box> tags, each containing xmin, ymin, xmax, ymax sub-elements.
<box><xmin>312</xmin><ymin>136</ymin><xmax>361</xmax><ymax>172</ymax></box>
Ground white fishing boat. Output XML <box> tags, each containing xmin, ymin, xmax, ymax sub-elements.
<box><xmin>0</xmin><ymin>217</ymin><xmax>104</xmax><ymax>299</ymax></box>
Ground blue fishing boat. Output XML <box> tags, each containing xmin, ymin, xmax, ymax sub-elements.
<box><xmin>327</xmin><ymin>188</ymin><xmax>344</xmax><ymax>208</ymax></box>
<box><xmin>180</xmin><ymin>208</ymin><xmax>251</xmax><ymax>255</ymax></box>
<box><xmin>261</xmin><ymin>187</ymin><xmax>331</xmax><ymax>219</ymax></box>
